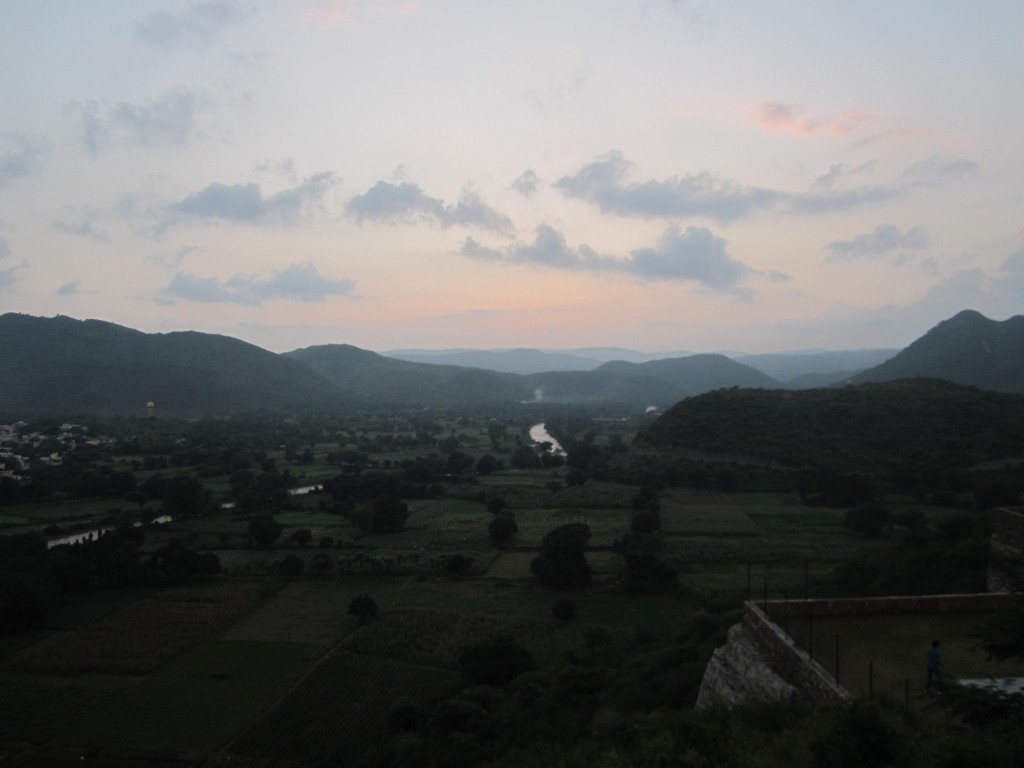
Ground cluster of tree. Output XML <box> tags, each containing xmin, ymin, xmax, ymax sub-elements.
<box><xmin>1</xmin><ymin>525</ymin><xmax>223</xmax><ymax>630</ymax></box>
<box><xmin>365</xmin><ymin>617</ymin><xmax>722</xmax><ymax>768</ymax></box>
<box><xmin>531</xmin><ymin>523</ymin><xmax>591</xmax><ymax>587</ymax></box>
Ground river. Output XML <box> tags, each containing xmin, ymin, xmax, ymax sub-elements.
<box><xmin>529</xmin><ymin>422</ymin><xmax>567</xmax><ymax>456</ymax></box>
<box><xmin>46</xmin><ymin>514</ymin><xmax>173</xmax><ymax>548</ymax></box>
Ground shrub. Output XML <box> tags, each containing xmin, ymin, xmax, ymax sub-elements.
<box><xmin>348</xmin><ymin>594</ymin><xmax>378</xmax><ymax>624</ymax></box>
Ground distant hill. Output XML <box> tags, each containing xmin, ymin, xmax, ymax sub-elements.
<box><xmin>596</xmin><ymin>354</ymin><xmax>778</xmax><ymax>390</ymax></box>
<box><xmin>0</xmin><ymin>313</ymin><xmax>345</xmax><ymax>417</ymax></box>
<box><xmin>383</xmin><ymin>346</ymin><xmax>701</xmax><ymax>374</ymax></box>
<box><xmin>383</xmin><ymin>348</ymin><xmax>605</xmax><ymax>374</ymax></box>
<box><xmin>850</xmin><ymin>310</ymin><xmax>1024</xmax><ymax>392</ymax></box>
<box><xmin>514</xmin><ymin>354</ymin><xmax>779</xmax><ymax>408</ymax></box>
<box><xmin>635</xmin><ymin>378</ymin><xmax>1024</xmax><ymax>472</ymax></box>
<box><xmin>6</xmin><ymin>309</ymin><xmax>1021</xmax><ymax>417</ymax></box>
<box><xmin>283</xmin><ymin>344</ymin><xmax>530</xmax><ymax>406</ymax></box>
<box><xmin>734</xmin><ymin>349</ymin><xmax>897</xmax><ymax>384</ymax></box>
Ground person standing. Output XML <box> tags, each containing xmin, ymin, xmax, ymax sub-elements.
<box><xmin>926</xmin><ymin>640</ymin><xmax>941</xmax><ymax>690</ymax></box>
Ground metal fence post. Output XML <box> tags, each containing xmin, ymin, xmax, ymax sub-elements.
<box><xmin>835</xmin><ymin>634</ymin><xmax>840</xmax><ymax>686</ymax></box>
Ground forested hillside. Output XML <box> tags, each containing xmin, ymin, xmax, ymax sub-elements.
<box><xmin>0</xmin><ymin>314</ymin><xmax>346</xmax><ymax>417</ymax></box>
<box><xmin>852</xmin><ymin>310</ymin><xmax>1024</xmax><ymax>392</ymax></box>
<box><xmin>635</xmin><ymin>379</ymin><xmax>1024</xmax><ymax>473</ymax></box>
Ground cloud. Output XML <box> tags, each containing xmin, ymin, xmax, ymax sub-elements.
<box><xmin>51</xmin><ymin>212</ymin><xmax>110</xmax><ymax>241</ymax></box>
<box><xmin>811</xmin><ymin>161</ymin><xmax>877</xmax><ymax>192</ymax></box>
<box><xmin>0</xmin><ymin>131</ymin><xmax>49</xmax><ymax>188</ymax></box>
<box><xmin>558</xmin><ymin>151</ymin><xmax>977</xmax><ymax>222</ymax></box>
<box><xmin>72</xmin><ymin>90</ymin><xmax>207</xmax><ymax>153</ymax></box>
<box><xmin>901</xmin><ymin>155</ymin><xmax>979</xmax><ymax>186</ymax></box>
<box><xmin>754</xmin><ymin>101</ymin><xmax>876</xmax><ymax>138</ymax></box>
<box><xmin>511</xmin><ymin>169</ymin><xmax>540</xmax><ymax>198</ymax></box>
<box><xmin>826</xmin><ymin>224</ymin><xmax>931</xmax><ymax>261</ymax></box>
<box><xmin>346</xmin><ymin>182</ymin><xmax>513</xmax><ymax>234</ymax></box>
<box><xmin>0</xmin><ymin>262</ymin><xmax>26</xmax><ymax>291</ymax></box>
<box><xmin>788</xmin><ymin>184</ymin><xmax>899</xmax><ymax>215</ymax></box>
<box><xmin>304</xmin><ymin>1</ymin><xmax>353</xmax><ymax>27</ymax></box>
<box><xmin>256</xmin><ymin>157</ymin><xmax>299</xmax><ymax>181</ymax></box>
<box><xmin>162</xmin><ymin>262</ymin><xmax>354</xmax><ymax>305</ymax></box>
<box><xmin>998</xmin><ymin>247</ymin><xmax>1024</xmax><ymax>298</ymax></box>
<box><xmin>555</xmin><ymin>151</ymin><xmax>781</xmax><ymax>223</ymax></box>
<box><xmin>630</xmin><ymin>225</ymin><xmax>757</xmax><ymax>290</ymax></box>
<box><xmin>137</xmin><ymin>1</ymin><xmax>250</xmax><ymax>49</ymax></box>
<box><xmin>0</xmin><ymin>239</ymin><xmax>9</xmax><ymax>260</ymax></box>
<box><xmin>150</xmin><ymin>244</ymin><xmax>203</xmax><ymax>269</ymax></box>
<box><xmin>56</xmin><ymin>281</ymin><xmax>84</xmax><ymax>296</ymax></box>
<box><xmin>170</xmin><ymin>173</ymin><xmax>339</xmax><ymax>225</ymax></box>
<box><xmin>525</xmin><ymin>65</ymin><xmax>592</xmax><ymax>114</ymax></box>
<box><xmin>461</xmin><ymin>224</ymin><xmax>760</xmax><ymax>294</ymax></box>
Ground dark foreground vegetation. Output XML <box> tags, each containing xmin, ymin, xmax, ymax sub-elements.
<box><xmin>2</xmin><ymin>380</ymin><xmax>1024</xmax><ymax>766</ymax></box>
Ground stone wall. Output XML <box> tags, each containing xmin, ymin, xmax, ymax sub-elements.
<box><xmin>754</xmin><ymin>591</ymin><xmax>1022</xmax><ymax>620</ymax></box>
<box><xmin>696</xmin><ymin>602</ymin><xmax>848</xmax><ymax>709</ymax></box>
<box><xmin>696</xmin><ymin>591</ymin><xmax>1022</xmax><ymax>710</ymax></box>
<box><xmin>988</xmin><ymin>507</ymin><xmax>1024</xmax><ymax>592</ymax></box>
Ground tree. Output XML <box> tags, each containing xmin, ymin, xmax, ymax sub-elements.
<box><xmin>458</xmin><ymin>635</ymin><xmax>534</xmax><ymax>687</ymax></box>
<box><xmin>488</xmin><ymin>513</ymin><xmax>518</xmax><ymax>547</ymax></box>
<box><xmin>553</xmin><ymin>598</ymin><xmax>577</xmax><ymax>622</ymax></box>
<box><xmin>162</xmin><ymin>473</ymin><xmax>208</xmax><ymax>518</ymax></box>
<box><xmin>531</xmin><ymin>522</ymin><xmax>591</xmax><ymax>587</ymax></box>
<box><xmin>290</xmin><ymin>528</ymin><xmax>313</xmax><ymax>547</ymax></box>
<box><xmin>475</xmin><ymin>454</ymin><xmax>503</xmax><ymax>476</ymax></box>
<box><xmin>281</xmin><ymin>553</ymin><xmax>305</xmax><ymax>577</ymax></box>
<box><xmin>351</xmin><ymin>495</ymin><xmax>410</xmax><ymax>534</ymax></box>
<box><xmin>446</xmin><ymin>450</ymin><xmax>476</xmax><ymax>475</ymax></box>
<box><xmin>248</xmin><ymin>516</ymin><xmax>283</xmax><ymax>548</ymax></box>
<box><xmin>348</xmin><ymin>594</ymin><xmax>378</xmax><ymax>624</ymax></box>
<box><xmin>511</xmin><ymin>445</ymin><xmax>542</xmax><ymax>469</ymax></box>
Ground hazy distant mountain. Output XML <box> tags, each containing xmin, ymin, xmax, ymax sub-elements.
<box><xmin>519</xmin><ymin>354</ymin><xmax>779</xmax><ymax>408</ymax></box>
<box><xmin>734</xmin><ymin>349</ymin><xmax>898</xmax><ymax>383</ymax></box>
<box><xmin>596</xmin><ymin>354</ymin><xmax>779</xmax><ymax>390</ymax></box>
<box><xmin>283</xmin><ymin>344</ymin><xmax>530</xmax><ymax>405</ymax></box>
<box><xmin>383</xmin><ymin>346</ymin><xmax>697</xmax><ymax>374</ymax></box>
<box><xmin>383</xmin><ymin>348</ymin><xmax>606</xmax><ymax>374</ymax></box>
<box><xmin>385</xmin><ymin>345</ymin><xmax>896</xmax><ymax>380</ymax></box>
<box><xmin>0</xmin><ymin>313</ymin><xmax>344</xmax><ymax>417</ymax></box>
<box><xmin>850</xmin><ymin>310</ymin><xmax>1024</xmax><ymax>392</ymax></box>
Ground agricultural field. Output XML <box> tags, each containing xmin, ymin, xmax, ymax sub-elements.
<box><xmin>1</xmin><ymin>409</ymin><xmax>1004</xmax><ymax>765</ymax></box>
<box><xmin>228</xmin><ymin>651</ymin><xmax>463</xmax><ymax>761</ymax></box>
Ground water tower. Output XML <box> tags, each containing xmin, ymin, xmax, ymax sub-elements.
<box><xmin>146</xmin><ymin>401</ymin><xmax>155</xmax><ymax>418</ymax></box>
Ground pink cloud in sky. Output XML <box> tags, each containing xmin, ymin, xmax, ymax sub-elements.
<box><xmin>754</xmin><ymin>101</ymin><xmax>875</xmax><ymax>138</ymax></box>
<box><xmin>399</xmin><ymin>1</ymin><xmax>418</xmax><ymax>16</ymax></box>
<box><xmin>304</xmin><ymin>1</ymin><xmax>353</xmax><ymax>27</ymax></box>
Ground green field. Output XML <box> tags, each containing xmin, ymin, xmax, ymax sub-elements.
<box><xmin>1</xmin><ymin>453</ymin><xmax>983</xmax><ymax>763</ymax></box>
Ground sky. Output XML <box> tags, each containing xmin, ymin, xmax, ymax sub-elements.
<box><xmin>1</xmin><ymin>1</ymin><xmax>1022</xmax><ymax>355</ymax></box>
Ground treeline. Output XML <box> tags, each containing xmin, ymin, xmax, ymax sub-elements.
<box><xmin>0</xmin><ymin>527</ymin><xmax>221</xmax><ymax>631</ymax></box>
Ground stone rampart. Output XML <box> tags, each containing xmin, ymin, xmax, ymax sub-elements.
<box><xmin>754</xmin><ymin>591</ymin><xmax>1021</xmax><ymax>620</ymax></box>
<box><xmin>988</xmin><ymin>507</ymin><xmax>1024</xmax><ymax>592</ymax></box>
<box><xmin>696</xmin><ymin>601</ymin><xmax>848</xmax><ymax>709</ymax></box>
<box><xmin>696</xmin><ymin>591</ymin><xmax>1021</xmax><ymax>710</ymax></box>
